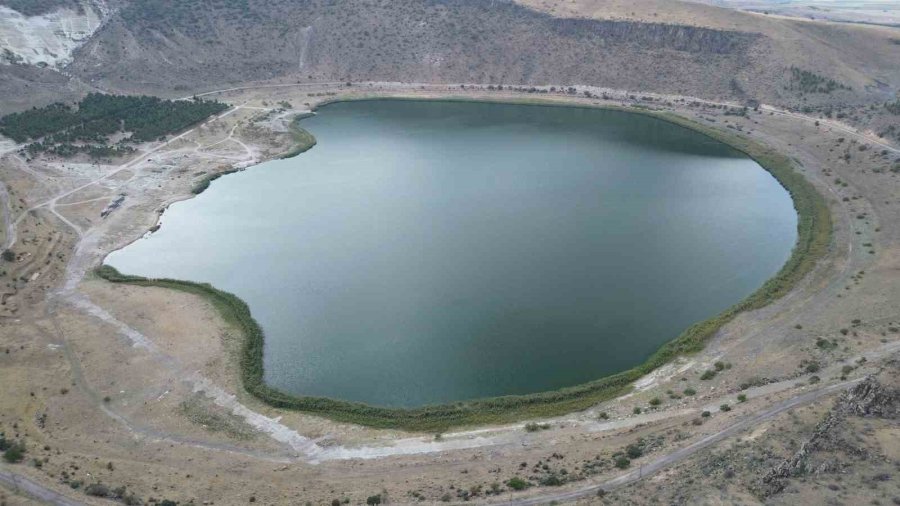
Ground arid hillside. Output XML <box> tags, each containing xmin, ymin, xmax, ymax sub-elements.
<box><xmin>4</xmin><ymin>0</ymin><xmax>882</xmax><ymax>111</ymax></box>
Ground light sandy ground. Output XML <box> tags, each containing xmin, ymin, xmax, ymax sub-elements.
<box><xmin>1</xmin><ymin>81</ymin><xmax>899</xmax><ymax>505</ymax></box>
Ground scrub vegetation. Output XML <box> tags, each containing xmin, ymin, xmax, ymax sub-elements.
<box><xmin>786</xmin><ymin>67</ymin><xmax>850</xmax><ymax>95</ymax></box>
<box><xmin>96</xmin><ymin>99</ymin><xmax>831</xmax><ymax>432</ymax></box>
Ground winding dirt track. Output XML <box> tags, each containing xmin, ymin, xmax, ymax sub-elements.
<box><xmin>0</xmin><ymin>468</ymin><xmax>83</xmax><ymax>506</ymax></box>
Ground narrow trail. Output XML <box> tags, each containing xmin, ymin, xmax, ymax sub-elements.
<box><xmin>0</xmin><ymin>181</ymin><xmax>12</xmax><ymax>250</ymax></box>
<box><xmin>0</xmin><ymin>468</ymin><xmax>84</xmax><ymax>506</ymax></box>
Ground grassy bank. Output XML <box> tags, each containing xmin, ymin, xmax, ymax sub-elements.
<box><xmin>100</xmin><ymin>97</ymin><xmax>831</xmax><ymax>432</ymax></box>
<box><xmin>191</xmin><ymin>113</ymin><xmax>317</xmax><ymax>194</ymax></box>
<box><xmin>278</xmin><ymin>113</ymin><xmax>317</xmax><ymax>159</ymax></box>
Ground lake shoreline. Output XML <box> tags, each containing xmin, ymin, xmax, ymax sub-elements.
<box><xmin>97</xmin><ymin>95</ymin><xmax>831</xmax><ymax>432</ymax></box>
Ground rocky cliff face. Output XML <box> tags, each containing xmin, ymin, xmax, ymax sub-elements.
<box><xmin>0</xmin><ymin>0</ymin><xmax>109</xmax><ymax>67</ymax></box>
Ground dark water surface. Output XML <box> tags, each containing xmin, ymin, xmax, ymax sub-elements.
<box><xmin>106</xmin><ymin>100</ymin><xmax>797</xmax><ymax>407</ymax></box>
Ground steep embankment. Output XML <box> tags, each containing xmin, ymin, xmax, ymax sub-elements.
<box><xmin>55</xmin><ymin>0</ymin><xmax>898</xmax><ymax>110</ymax></box>
<box><xmin>66</xmin><ymin>0</ymin><xmax>765</xmax><ymax>100</ymax></box>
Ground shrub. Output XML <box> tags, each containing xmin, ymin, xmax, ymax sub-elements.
<box><xmin>648</xmin><ymin>397</ymin><xmax>661</xmax><ymax>406</ymax></box>
<box><xmin>366</xmin><ymin>494</ymin><xmax>382</xmax><ymax>505</ymax></box>
<box><xmin>123</xmin><ymin>494</ymin><xmax>142</xmax><ymax>506</ymax></box>
<box><xmin>1</xmin><ymin>249</ymin><xmax>14</xmax><ymax>262</ymax></box>
<box><xmin>737</xmin><ymin>394</ymin><xmax>747</xmax><ymax>403</ymax></box>
<box><xmin>816</xmin><ymin>338</ymin><xmax>837</xmax><ymax>351</ymax></box>
<box><xmin>506</xmin><ymin>477</ymin><xmax>530</xmax><ymax>491</ymax></box>
<box><xmin>614</xmin><ymin>456</ymin><xmax>631</xmax><ymax>469</ymax></box>
<box><xmin>683</xmin><ymin>388</ymin><xmax>696</xmax><ymax>396</ymax></box>
<box><xmin>701</xmin><ymin>411</ymin><xmax>711</xmax><ymax>418</ymax></box>
<box><xmin>539</xmin><ymin>474</ymin><xmax>563</xmax><ymax>486</ymax></box>
<box><xmin>597</xmin><ymin>412</ymin><xmax>609</xmax><ymax>420</ymax></box>
<box><xmin>633</xmin><ymin>407</ymin><xmax>642</xmax><ymax>415</ymax></box>
<box><xmin>805</xmin><ymin>362</ymin><xmax>820</xmax><ymax>373</ymax></box>
<box><xmin>700</xmin><ymin>370</ymin><xmax>716</xmax><ymax>380</ymax></box>
<box><xmin>85</xmin><ymin>483</ymin><xmax>110</xmax><ymax>497</ymax></box>
<box><xmin>720</xmin><ymin>404</ymin><xmax>732</xmax><ymax>412</ymax></box>
<box><xmin>625</xmin><ymin>444</ymin><xmax>643</xmax><ymax>459</ymax></box>
<box><xmin>524</xmin><ymin>422</ymin><xmax>551</xmax><ymax>432</ymax></box>
<box><xmin>2</xmin><ymin>441</ymin><xmax>25</xmax><ymax>463</ymax></box>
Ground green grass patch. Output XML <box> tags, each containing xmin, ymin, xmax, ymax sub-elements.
<box><xmin>98</xmin><ymin>96</ymin><xmax>832</xmax><ymax>432</ymax></box>
<box><xmin>278</xmin><ymin>113</ymin><xmax>317</xmax><ymax>159</ymax></box>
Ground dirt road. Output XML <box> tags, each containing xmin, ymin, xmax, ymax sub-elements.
<box><xmin>506</xmin><ymin>379</ymin><xmax>861</xmax><ymax>505</ymax></box>
<box><xmin>0</xmin><ymin>467</ymin><xmax>83</xmax><ymax>506</ymax></box>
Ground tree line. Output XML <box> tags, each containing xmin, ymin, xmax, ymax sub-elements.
<box><xmin>0</xmin><ymin>93</ymin><xmax>228</xmax><ymax>159</ymax></box>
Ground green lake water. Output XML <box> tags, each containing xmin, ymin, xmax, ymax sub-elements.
<box><xmin>106</xmin><ymin>100</ymin><xmax>797</xmax><ymax>407</ymax></box>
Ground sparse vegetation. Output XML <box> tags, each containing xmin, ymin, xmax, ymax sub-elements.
<box><xmin>885</xmin><ymin>100</ymin><xmax>900</xmax><ymax>115</ymax></box>
<box><xmin>787</xmin><ymin>67</ymin><xmax>850</xmax><ymax>95</ymax></box>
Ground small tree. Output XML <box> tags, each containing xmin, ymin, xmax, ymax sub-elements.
<box><xmin>2</xmin><ymin>441</ymin><xmax>25</xmax><ymax>463</ymax></box>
